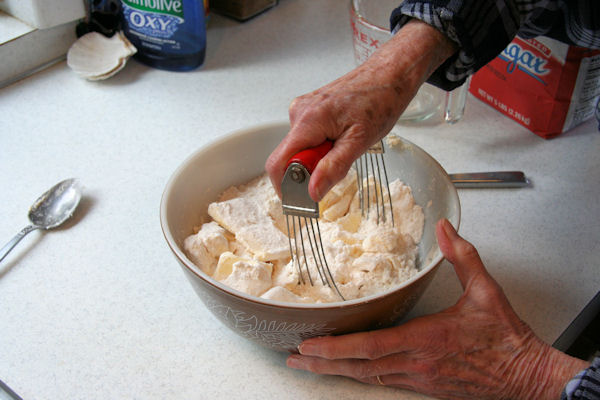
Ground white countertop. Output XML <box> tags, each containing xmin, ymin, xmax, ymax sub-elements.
<box><xmin>0</xmin><ymin>1</ymin><xmax>598</xmax><ymax>399</ymax></box>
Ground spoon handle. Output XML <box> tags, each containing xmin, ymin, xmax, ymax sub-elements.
<box><xmin>0</xmin><ymin>225</ymin><xmax>39</xmax><ymax>263</ymax></box>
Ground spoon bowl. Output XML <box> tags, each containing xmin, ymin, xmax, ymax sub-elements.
<box><xmin>0</xmin><ymin>178</ymin><xmax>83</xmax><ymax>263</ymax></box>
<box><xmin>28</xmin><ymin>179</ymin><xmax>83</xmax><ymax>229</ymax></box>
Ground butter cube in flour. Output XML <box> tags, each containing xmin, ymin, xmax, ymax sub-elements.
<box><xmin>214</xmin><ymin>252</ymin><xmax>273</xmax><ymax>280</ymax></box>
<box><xmin>320</xmin><ymin>169</ymin><xmax>357</xmax><ymax>221</ymax></box>
<box><xmin>261</xmin><ymin>286</ymin><xmax>310</xmax><ymax>303</ymax></box>
<box><xmin>322</xmin><ymin>194</ymin><xmax>353</xmax><ymax>221</ymax></box>
<box><xmin>215</xmin><ymin>252</ymin><xmax>273</xmax><ymax>296</ymax></box>
<box><xmin>214</xmin><ymin>251</ymin><xmax>240</xmax><ymax>280</ymax></box>
<box><xmin>197</xmin><ymin>221</ymin><xmax>230</xmax><ymax>257</ymax></box>
<box><xmin>208</xmin><ymin>197</ymin><xmax>270</xmax><ymax>234</ymax></box>
<box><xmin>236</xmin><ymin>224</ymin><xmax>290</xmax><ymax>261</ymax></box>
<box><xmin>183</xmin><ymin>221</ymin><xmax>230</xmax><ymax>275</ymax></box>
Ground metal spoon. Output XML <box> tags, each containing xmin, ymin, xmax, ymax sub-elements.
<box><xmin>0</xmin><ymin>178</ymin><xmax>83</xmax><ymax>263</ymax></box>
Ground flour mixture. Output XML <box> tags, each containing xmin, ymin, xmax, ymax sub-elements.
<box><xmin>184</xmin><ymin>169</ymin><xmax>424</xmax><ymax>303</ymax></box>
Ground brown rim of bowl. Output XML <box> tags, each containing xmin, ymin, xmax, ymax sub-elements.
<box><xmin>159</xmin><ymin>121</ymin><xmax>461</xmax><ymax>311</ymax></box>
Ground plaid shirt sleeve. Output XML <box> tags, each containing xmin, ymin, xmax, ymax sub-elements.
<box><xmin>390</xmin><ymin>0</ymin><xmax>600</xmax><ymax>90</ymax></box>
<box><xmin>562</xmin><ymin>357</ymin><xmax>600</xmax><ymax>400</ymax></box>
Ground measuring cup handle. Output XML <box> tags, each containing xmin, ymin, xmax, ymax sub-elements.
<box><xmin>287</xmin><ymin>140</ymin><xmax>334</xmax><ymax>174</ymax></box>
<box><xmin>444</xmin><ymin>77</ymin><xmax>471</xmax><ymax>124</ymax></box>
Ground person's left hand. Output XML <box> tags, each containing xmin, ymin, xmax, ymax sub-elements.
<box><xmin>286</xmin><ymin>219</ymin><xmax>589</xmax><ymax>400</ymax></box>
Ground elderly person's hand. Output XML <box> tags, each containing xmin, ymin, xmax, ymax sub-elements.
<box><xmin>265</xmin><ymin>20</ymin><xmax>456</xmax><ymax>202</ymax></box>
<box><xmin>287</xmin><ymin>219</ymin><xmax>589</xmax><ymax>400</ymax></box>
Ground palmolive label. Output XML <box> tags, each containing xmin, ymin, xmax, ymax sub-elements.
<box><xmin>469</xmin><ymin>36</ymin><xmax>600</xmax><ymax>138</ymax></box>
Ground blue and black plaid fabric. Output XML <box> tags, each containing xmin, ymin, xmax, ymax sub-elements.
<box><xmin>390</xmin><ymin>0</ymin><xmax>600</xmax><ymax>90</ymax></box>
<box><xmin>562</xmin><ymin>357</ymin><xmax>600</xmax><ymax>400</ymax></box>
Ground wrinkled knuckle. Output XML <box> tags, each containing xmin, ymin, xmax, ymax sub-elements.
<box><xmin>317</xmin><ymin>346</ymin><xmax>338</xmax><ymax>360</ymax></box>
<box><xmin>359</xmin><ymin>334</ymin><xmax>386</xmax><ymax>360</ymax></box>
<box><xmin>353</xmin><ymin>361</ymin><xmax>375</xmax><ymax>379</ymax></box>
<box><xmin>297</xmin><ymin>106</ymin><xmax>323</xmax><ymax>123</ymax></box>
<box><xmin>308</xmin><ymin>340</ymin><xmax>338</xmax><ymax>360</ymax></box>
<box><xmin>324</xmin><ymin>156</ymin><xmax>351</xmax><ymax>181</ymax></box>
<box><xmin>289</xmin><ymin>95</ymin><xmax>312</xmax><ymax>116</ymax></box>
<box><xmin>288</xmin><ymin>97</ymin><xmax>301</xmax><ymax>114</ymax></box>
<box><xmin>420</xmin><ymin>361</ymin><xmax>440</xmax><ymax>380</ymax></box>
<box><xmin>407</xmin><ymin>361</ymin><xmax>439</xmax><ymax>386</ymax></box>
<box><xmin>301</xmin><ymin>358</ymin><xmax>323</xmax><ymax>374</ymax></box>
<box><xmin>264</xmin><ymin>155</ymin><xmax>277</xmax><ymax>174</ymax></box>
<box><xmin>456</xmin><ymin>240</ymin><xmax>479</xmax><ymax>260</ymax></box>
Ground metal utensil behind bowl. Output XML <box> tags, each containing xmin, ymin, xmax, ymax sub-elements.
<box><xmin>450</xmin><ymin>171</ymin><xmax>530</xmax><ymax>188</ymax></box>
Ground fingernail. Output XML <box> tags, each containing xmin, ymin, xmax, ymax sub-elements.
<box><xmin>297</xmin><ymin>342</ymin><xmax>307</xmax><ymax>354</ymax></box>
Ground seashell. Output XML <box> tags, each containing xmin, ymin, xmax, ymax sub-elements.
<box><xmin>67</xmin><ymin>31</ymin><xmax>137</xmax><ymax>80</ymax></box>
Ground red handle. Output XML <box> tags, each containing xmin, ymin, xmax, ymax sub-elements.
<box><xmin>286</xmin><ymin>140</ymin><xmax>333</xmax><ymax>174</ymax></box>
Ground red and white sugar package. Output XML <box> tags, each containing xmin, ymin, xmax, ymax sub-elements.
<box><xmin>469</xmin><ymin>35</ymin><xmax>600</xmax><ymax>138</ymax></box>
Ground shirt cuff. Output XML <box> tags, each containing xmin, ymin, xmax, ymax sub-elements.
<box><xmin>389</xmin><ymin>1</ymin><xmax>518</xmax><ymax>91</ymax></box>
<box><xmin>561</xmin><ymin>357</ymin><xmax>600</xmax><ymax>400</ymax></box>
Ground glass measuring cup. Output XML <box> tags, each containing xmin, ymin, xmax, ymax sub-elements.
<box><xmin>350</xmin><ymin>0</ymin><xmax>468</xmax><ymax>123</ymax></box>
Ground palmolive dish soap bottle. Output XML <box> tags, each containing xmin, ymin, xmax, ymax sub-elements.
<box><xmin>120</xmin><ymin>0</ymin><xmax>206</xmax><ymax>71</ymax></box>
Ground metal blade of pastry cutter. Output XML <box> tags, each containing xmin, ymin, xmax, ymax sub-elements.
<box><xmin>281</xmin><ymin>162</ymin><xmax>345</xmax><ymax>300</ymax></box>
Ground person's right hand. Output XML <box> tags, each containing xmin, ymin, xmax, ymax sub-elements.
<box><xmin>286</xmin><ymin>219</ymin><xmax>590</xmax><ymax>399</ymax></box>
<box><xmin>265</xmin><ymin>20</ymin><xmax>457</xmax><ymax>202</ymax></box>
